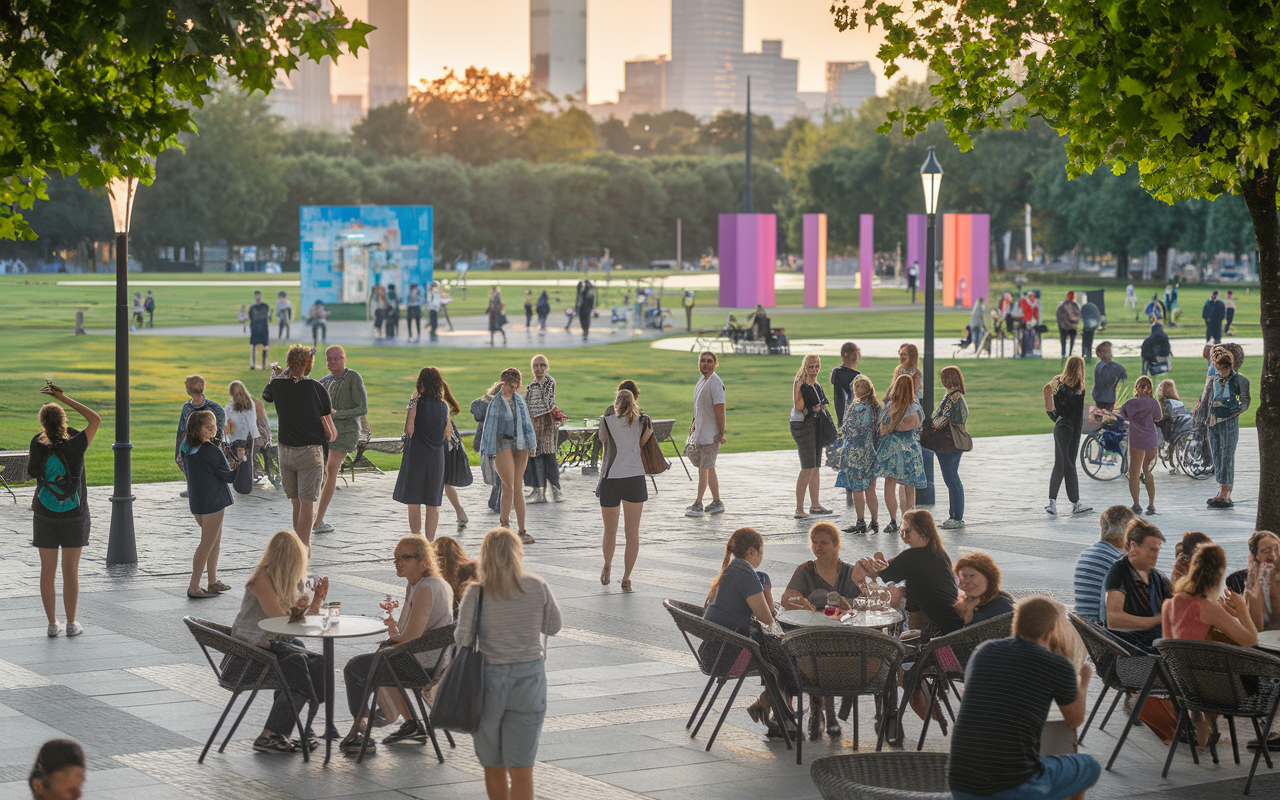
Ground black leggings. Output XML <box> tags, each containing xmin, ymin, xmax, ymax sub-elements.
<box><xmin>1049</xmin><ymin>419</ymin><xmax>1082</xmax><ymax>503</ymax></box>
<box><xmin>406</xmin><ymin>307</ymin><xmax>421</xmax><ymax>337</ymax></box>
<box><xmin>1059</xmin><ymin>329</ymin><xmax>1076</xmax><ymax>358</ymax></box>
<box><xmin>344</xmin><ymin>649</ymin><xmax>432</xmax><ymax>718</ymax></box>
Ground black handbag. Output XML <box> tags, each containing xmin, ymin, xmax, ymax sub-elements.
<box><xmin>431</xmin><ymin>588</ymin><xmax>486</xmax><ymax>733</ymax></box>
<box><xmin>814</xmin><ymin>405</ymin><xmax>838</xmax><ymax>449</ymax></box>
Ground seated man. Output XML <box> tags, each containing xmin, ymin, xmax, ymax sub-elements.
<box><xmin>1102</xmin><ymin>519</ymin><xmax>1171</xmax><ymax>650</ymax></box>
<box><xmin>1072</xmin><ymin>505</ymin><xmax>1135</xmax><ymax>623</ymax></box>
<box><xmin>949</xmin><ymin>597</ymin><xmax>1098</xmax><ymax>800</ymax></box>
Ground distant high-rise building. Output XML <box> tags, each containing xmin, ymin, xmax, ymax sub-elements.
<box><xmin>669</xmin><ymin>0</ymin><xmax>742</xmax><ymax>118</ymax></box>
<box><xmin>368</xmin><ymin>0</ymin><xmax>409</xmax><ymax>108</ymax></box>
<box><xmin>825</xmin><ymin>61</ymin><xmax>876</xmax><ymax>112</ymax></box>
<box><xmin>270</xmin><ymin>56</ymin><xmax>333</xmax><ymax>127</ymax></box>
<box><xmin>531</xmin><ymin>0</ymin><xmax>587</xmax><ymax>104</ymax></box>
<box><xmin>586</xmin><ymin>57</ymin><xmax>668</xmax><ymax>122</ymax></box>
<box><xmin>729</xmin><ymin>41</ymin><xmax>798</xmax><ymax>124</ymax></box>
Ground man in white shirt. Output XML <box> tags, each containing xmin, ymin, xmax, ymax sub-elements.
<box><xmin>427</xmin><ymin>281</ymin><xmax>443</xmax><ymax>342</ymax></box>
<box><xmin>687</xmin><ymin>351</ymin><xmax>727</xmax><ymax>517</ymax></box>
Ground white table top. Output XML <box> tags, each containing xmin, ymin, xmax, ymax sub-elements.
<box><xmin>259</xmin><ymin>614</ymin><xmax>387</xmax><ymax>639</ymax></box>
<box><xmin>777</xmin><ymin>608</ymin><xmax>904</xmax><ymax>629</ymax></box>
<box><xmin>1256</xmin><ymin>629</ymin><xmax>1280</xmax><ymax>653</ymax></box>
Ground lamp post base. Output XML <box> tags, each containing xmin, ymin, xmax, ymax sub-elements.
<box><xmin>106</xmin><ymin>494</ymin><xmax>137</xmax><ymax>565</ymax></box>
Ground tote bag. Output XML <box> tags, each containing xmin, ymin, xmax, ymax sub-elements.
<box><xmin>431</xmin><ymin>588</ymin><xmax>486</xmax><ymax>733</ymax></box>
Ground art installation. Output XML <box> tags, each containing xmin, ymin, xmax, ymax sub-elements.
<box><xmin>942</xmin><ymin>213</ymin><xmax>991</xmax><ymax>308</ymax></box>
<box><xmin>718</xmin><ymin>213</ymin><xmax>776</xmax><ymax>308</ymax></box>
<box><xmin>906</xmin><ymin>214</ymin><xmax>928</xmax><ymax>293</ymax></box>
<box><xmin>299</xmin><ymin>205</ymin><xmax>434</xmax><ymax>312</ymax></box>
<box><xmin>859</xmin><ymin>214</ymin><xmax>874</xmax><ymax>308</ymax></box>
<box><xmin>803</xmin><ymin>213</ymin><xmax>827</xmax><ymax>308</ymax></box>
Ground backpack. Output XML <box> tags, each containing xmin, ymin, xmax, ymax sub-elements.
<box><xmin>31</xmin><ymin>445</ymin><xmax>80</xmax><ymax>513</ymax></box>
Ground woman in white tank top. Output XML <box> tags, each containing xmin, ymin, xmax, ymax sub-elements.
<box><xmin>596</xmin><ymin>388</ymin><xmax>654</xmax><ymax>593</ymax></box>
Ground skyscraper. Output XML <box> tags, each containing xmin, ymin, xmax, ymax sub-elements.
<box><xmin>730</xmin><ymin>41</ymin><xmax>798</xmax><ymax>124</ymax></box>
<box><xmin>668</xmin><ymin>0</ymin><xmax>742</xmax><ymax>119</ymax></box>
<box><xmin>530</xmin><ymin>0</ymin><xmax>587</xmax><ymax>104</ymax></box>
<box><xmin>368</xmin><ymin>0</ymin><xmax>410</xmax><ymax>108</ymax></box>
<box><xmin>825</xmin><ymin>61</ymin><xmax>876</xmax><ymax>112</ymax></box>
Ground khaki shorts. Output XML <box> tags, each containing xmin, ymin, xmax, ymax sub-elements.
<box><xmin>696</xmin><ymin>439</ymin><xmax>721</xmax><ymax>469</ymax></box>
<box><xmin>279</xmin><ymin>444</ymin><xmax>325</xmax><ymax>501</ymax></box>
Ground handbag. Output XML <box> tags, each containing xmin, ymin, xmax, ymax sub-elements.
<box><xmin>920</xmin><ymin>421</ymin><xmax>956</xmax><ymax>453</ymax></box>
<box><xmin>444</xmin><ymin>444</ymin><xmax>474</xmax><ymax>487</ymax></box>
<box><xmin>949</xmin><ymin>422</ymin><xmax>973</xmax><ymax>452</ymax></box>
<box><xmin>813</xmin><ymin>404</ymin><xmax>838</xmax><ymax>449</ymax></box>
<box><xmin>430</xmin><ymin>588</ymin><xmax>486</xmax><ymax>733</ymax></box>
<box><xmin>641</xmin><ymin>421</ymin><xmax>671</xmax><ymax>475</ymax></box>
<box><xmin>684</xmin><ymin>428</ymin><xmax>702</xmax><ymax>468</ymax></box>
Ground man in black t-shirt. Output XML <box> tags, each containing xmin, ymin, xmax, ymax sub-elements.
<box><xmin>1102</xmin><ymin>518</ymin><xmax>1170</xmax><ymax>651</ymax></box>
<box><xmin>949</xmin><ymin>598</ymin><xmax>1098</xmax><ymax>800</ymax></box>
<box><xmin>262</xmin><ymin>345</ymin><xmax>335</xmax><ymax>546</ymax></box>
<box><xmin>248</xmin><ymin>290</ymin><xmax>272</xmax><ymax>371</ymax></box>
<box><xmin>829</xmin><ymin>341</ymin><xmax>862</xmax><ymax>425</ymax></box>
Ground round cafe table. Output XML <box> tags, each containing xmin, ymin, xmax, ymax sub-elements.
<box><xmin>259</xmin><ymin>614</ymin><xmax>386</xmax><ymax>764</ymax></box>
<box><xmin>1257</xmin><ymin>630</ymin><xmax>1280</xmax><ymax>655</ymax></box>
<box><xmin>776</xmin><ymin>607</ymin><xmax>904</xmax><ymax>632</ymax></box>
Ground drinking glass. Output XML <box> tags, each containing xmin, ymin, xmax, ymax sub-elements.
<box><xmin>328</xmin><ymin>601</ymin><xmax>340</xmax><ymax>626</ymax></box>
<box><xmin>319</xmin><ymin>604</ymin><xmax>332</xmax><ymax>631</ymax></box>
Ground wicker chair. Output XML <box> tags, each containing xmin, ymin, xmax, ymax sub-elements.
<box><xmin>898</xmin><ymin>612</ymin><xmax>1013</xmax><ymax>751</ymax></box>
<box><xmin>783</xmin><ymin>628</ymin><xmax>908</xmax><ymax>764</ymax></box>
<box><xmin>1069</xmin><ymin>614</ymin><xmax>1172</xmax><ymax>751</ymax></box>
<box><xmin>662</xmin><ymin>598</ymin><xmax>792</xmax><ymax>751</ymax></box>
<box><xmin>1154</xmin><ymin>638</ymin><xmax>1280</xmax><ymax>794</ymax></box>
<box><xmin>350</xmin><ymin>623</ymin><xmax>458</xmax><ymax>764</ymax></box>
<box><xmin>184</xmin><ymin>616</ymin><xmax>314</xmax><ymax>763</ymax></box>
<box><xmin>810</xmin><ymin>753</ymin><xmax>949</xmax><ymax>800</ymax></box>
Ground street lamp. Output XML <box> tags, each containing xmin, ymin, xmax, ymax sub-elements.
<box><xmin>106</xmin><ymin>175</ymin><xmax>139</xmax><ymax>566</ymax></box>
<box><xmin>919</xmin><ymin>146</ymin><xmax>943</xmax><ymax>506</ymax></box>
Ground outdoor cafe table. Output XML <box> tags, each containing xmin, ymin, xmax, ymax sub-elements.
<box><xmin>259</xmin><ymin>614</ymin><xmax>386</xmax><ymax>764</ymax></box>
<box><xmin>1257</xmin><ymin>630</ymin><xmax>1280</xmax><ymax>655</ymax></box>
<box><xmin>558</xmin><ymin>424</ymin><xmax>600</xmax><ymax>473</ymax></box>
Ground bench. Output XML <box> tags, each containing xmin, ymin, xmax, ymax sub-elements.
<box><xmin>342</xmin><ymin>429</ymin><xmax>476</xmax><ymax>482</ymax></box>
<box><xmin>0</xmin><ymin>449</ymin><xmax>30</xmax><ymax>502</ymax></box>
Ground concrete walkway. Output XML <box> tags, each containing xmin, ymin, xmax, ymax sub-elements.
<box><xmin>0</xmin><ymin>431</ymin><xmax>1268</xmax><ymax>799</ymax></box>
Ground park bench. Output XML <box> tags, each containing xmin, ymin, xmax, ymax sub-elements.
<box><xmin>0</xmin><ymin>450</ymin><xmax>30</xmax><ymax>502</ymax></box>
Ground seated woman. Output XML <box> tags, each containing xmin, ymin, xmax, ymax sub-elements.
<box><xmin>859</xmin><ymin>509</ymin><xmax>963</xmax><ymax>637</ymax></box>
<box><xmin>230</xmin><ymin>530</ymin><xmax>329</xmax><ymax>754</ymax></box>
<box><xmin>341</xmin><ymin>535</ymin><xmax>454</xmax><ymax>753</ymax></box>
<box><xmin>1170</xmin><ymin>531</ymin><xmax>1212</xmax><ymax>585</ymax></box>
<box><xmin>1156</xmin><ymin>379</ymin><xmax>1193</xmax><ymax>446</ymax></box>
<box><xmin>433</xmin><ymin>535</ymin><xmax>474</xmax><ymax>614</ymax></box>
<box><xmin>1225</xmin><ymin>530</ymin><xmax>1280</xmax><ymax>632</ymax></box>
<box><xmin>1161</xmin><ymin>543</ymin><xmax>1259</xmax><ymax>749</ymax></box>
<box><xmin>952</xmin><ymin>553</ymin><xmax>1015</xmax><ymax>626</ymax></box>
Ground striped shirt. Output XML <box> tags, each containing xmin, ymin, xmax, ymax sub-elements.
<box><xmin>949</xmin><ymin>638</ymin><xmax>1078</xmax><ymax>795</ymax></box>
<box><xmin>1073</xmin><ymin>540</ymin><xmax>1124</xmax><ymax>621</ymax></box>
<box><xmin>455</xmin><ymin>573</ymin><xmax>562</xmax><ymax>665</ymax></box>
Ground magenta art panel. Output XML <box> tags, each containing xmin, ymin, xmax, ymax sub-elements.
<box><xmin>859</xmin><ymin>214</ymin><xmax>874</xmax><ymax>308</ymax></box>
<box><xmin>718</xmin><ymin>214</ymin><xmax>777</xmax><ymax>308</ymax></box>
<box><xmin>803</xmin><ymin>213</ymin><xmax>827</xmax><ymax>308</ymax></box>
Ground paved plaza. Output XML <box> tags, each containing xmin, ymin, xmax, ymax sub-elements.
<box><xmin>0</xmin><ymin>431</ymin><xmax>1273</xmax><ymax>799</ymax></box>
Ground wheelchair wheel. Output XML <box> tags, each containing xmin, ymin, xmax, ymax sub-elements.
<box><xmin>1080</xmin><ymin>431</ymin><xmax>1126</xmax><ymax>481</ymax></box>
<box><xmin>1175</xmin><ymin>432</ymin><xmax>1213</xmax><ymax>480</ymax></box>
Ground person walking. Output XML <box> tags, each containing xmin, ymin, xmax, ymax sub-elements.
<box><xmin>1044</xmin><ymin>355</ymin><xmax>1092</xmax><ymax>516</ymax></box>
<box><xmin>1202</xmin><ymin>348</ymin><xmax>1250</xmax><ymax>508</ymax></box>
<box><xmin>143</xmin><ymin>290</ymin><xmax>155</xmax><ymax>327</ymax></box>
<box><xmin>131</xmin><ymin>291</ymin><xmax>144</xmax><ymax>330</ymax></box>
<box><xmin>829</xmin><ymin>342</ymin><xmax>862</xmax><ymax>425</ymax></box>
<box><xmin>1019</xmin><ymin>290</ymin><xmax>1041</xmax><ymax>357</ymax></box>
<box><xmin>683</xmin><ymin>289</ymin><xmax>696</xmax><ymax>331</ymax></box>
<box><xmin>523</xmin><ymin>354</ymin><xmax>562</xmax><ymax>504</ymax></box>
<box><xmin>1091</xmin><ymin>341</ymin><xmax>1126</xmax><ymax>411</ymax></box>
<box><xmin>28</xmin><ymin>382</ymin><xmax>99</xmax><ymax>638</ymax></box>
<box><xmin>1224</xmin><ymin>289</ymin><xmax>1237</xmax><ymax>335</ymax></box>
<box><xmin>535</xmin><ymin>290</ymin><xmax>550</xmax><ymax>333</ymax></box>
<box><xmin>455</xmin><ymin>527</ymin><xmax>562</xmax><ymax>800</ymax></box>
<box><xmin>1202</xmin><ymin>289</ymin><xmax>1226</xmax><ymax>344</ymax></box>
<box><xmin>471</xmin><ymin>381</ymin><xmax>505</xmax><ymax>515</ymax></box>
<box><xmin>1125</xmin><ymin>282</ymin><xmax>1138</xmax><ymax>317</ymax></box>
<box><xmin>968</xmin><ymin>296</ymin><xmax>986</xmax><ymax>353</ymax></box>
<box><xmin>1111</xmin><ymin>375</ymin><xmax>1163</xmax><ymax>515</ymax></box>
<box><xmin>907</xmin><ymin>260</ymin><xmax>919</xmax><ymax>303</ymax></box>
<box><xmin>597</xmin><ymin>388</ymin><xmax>652</xmax><ymax>593</ymax></box>
<box><xmin>386</xmin><ymin>285</ymin><xmax>402</xmax><ymax>340</ymax></box>
<box><xmin>248</xmin><ymin>290</ymin><xmax>272</xmax><ymax>370</ymax></box>
<box><xmin>406</xmin><ymin>283</ymin><xmax>423</xmax><ymax>342</ymax></box>
<box><xmin>686</xmin><ymin>351</ymin><xmax>726</xmax><ymax>517</ymax></box>
<box><xmin>180</xmin><ymin>408</ymin><xmax>239</xmax><ymax>599</ymax></box>
<box><xmin>835</xmin><ymin>376</ymin><xmax>881</xmax><ymax>532</ymax></box>
<box><xmin>1080</xmin><ymin>295</ymin><xmax>1100</xmax><ymax>361</ymax></box>
<box><xmin>314</xmin><ymin>346</ymin><xmax>367</xmax><ymax>534</ymax></box>
<box><xmin>307</xmin><ymin>300</ymin><xmax>329</xmax><ymax>347</ymax></box>
<box><xmin>443</xmin><ymin>398</ymin><xmax>472</xmax><ymax>531</ymax></box>
<box><xmin>1055</xmin><ymin>291</ymin><xmax>1081</xmax><ymax>359</ymax></box>
<box><xmin>371</xmin><ymin>285</ymin><xmax>388</xmax><ymax>340</ymax></box>
<box><xmin>276</xmin><ymin>291</ymin><xmax>293</xmax><ymax>340</ymax></box>
<box><xmin>575</xmin><ymin>278</ymin><xmax>596</xmax><ymax>340</ymax></box>
<box><xmin>873</xmin><ymin>374</ymin><xmax>926</xmax><ymax>533</ymax></box>
<box><xmin>1141</xmin><ymin>320</ymin><xmax>1173</xmax><ymax>375</ymax></box>
<box><xmin>262</xmin><ymin>345</ymin><xmax>337</xmax><ymax>546</ymax></box>
<box><xmin>523</xmin><ymin>290</ymin><xmax>534</xmax><ymax>331</ymax></box>
<box><xmin>393</xmin><ymin>368</ymin><xmax>456</xmax><ymax>541</ymax></box>
<box><xmin>223</xmin><ymin>380</ymin><xmax>261</xmax><ymax>495</ymax></box>
<box><xmin>928</xmin><ymin>366</ymin><xmax>970</xmax><ymax>530</ymax></box>
<box><xmin>487</xmin><ymin>286</ymin><xmax>507</xmax><ymax>347</ymax></box>
<box><xmin>427</xmin><ymin>281</ymin><xmax>443</xmax><ymax>342</ymax></box>
<box><xmin>479</xmin><ymin>369</ymin><xmax>537</xmax><ymax>544</ymax></box>
<box><xmin>790</xmin><ymin>354</ymin><xmax>833</xmax><ymax>519</ymax></box>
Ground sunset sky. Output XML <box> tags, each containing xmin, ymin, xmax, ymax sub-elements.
<box><xmin>374</xmin><ymin>0</ymin><xmax>927</xmax><ymax>105</ymax></box>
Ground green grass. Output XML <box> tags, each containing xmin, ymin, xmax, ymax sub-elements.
<box><xmin>2</xmin><ymin>272</ymin><xmax>1257</xmax><ymax>485</ymax></box>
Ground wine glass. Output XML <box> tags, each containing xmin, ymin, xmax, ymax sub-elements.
<box><xmin>823</xmin><ymin>590</ymin><xmax>842</xmax><ymax>618</ymax></box>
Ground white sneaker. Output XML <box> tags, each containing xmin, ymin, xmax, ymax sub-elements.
<box><xmin>66</xmin><ymin>622</ymin><xmax>83</xmax><ymax>637</ymax></box>
<box><xmin>550</xmin><ymin>485</ymin><xmax>563</xmax><ymax>503</ymax></box>
<box><xmin>47</xmin><ymin>623</ymin><xmax>60</xmax><ymax>638</ymax></box>
<box><xmin>1072</xmin><ymin>502</ymin><xmax>1094</xmax><ymax>515</ymax></box>
<box><xmin>1045</xmin><ymin>499</ymin><xmax>1058</xmax><ymax>515</ymax></box>
<box><xmin>685</xmin><ymin>502</ymin><xmax>705</xmax><ymax>518</ymax></box>
<box><xmin>940</xmin><ymin>518</ymin><xmax>965</xmax><ymax>530</ymax></box>
<box><xmin>528</xmin><ymin>488</ymin><xmax>547</xmax><ymax>505</ymax></box>
<box><xmin>312</xmin><ymin>521</ymin><xmax>334</xmax><ymax>533</ymax></box>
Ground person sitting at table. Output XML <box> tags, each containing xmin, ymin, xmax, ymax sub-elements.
<box><xmin>1225</xmin><ymin>530</ymin><xmax>1280</xmax><ymax>633</ymax></box>
<box><xmin>953</xmin><ymin>553</ymin><xmax>1015</xmax><ymax>626</ymax></box>
<box><xmin>230</xmin><ymin>529</ymin><xmax>330</xmax><ymax>755</ymax></box>
<box><xmin>1170</xmin><ymin>531</ymin><xmax>1212</xmax><ymax>584</ymax></box>
<box><xmin>1102</xmin><ymin>518</ymin><xmax>1171</xmax><ymax>651</ymax></box>
<box><xmin>703</xmin><ymin>527</ymin><xmax>795</xmax><ymax>739</ymax></box>
<box><xmin>1161</xmin><ymin>543</ymin><xmax>1258</xmax><ymax>750</ymax></box>
<box><xmin>858</xmin><ymin>509</ymin><xmax>963</xmax><ymax>638</ymax></box>
<box><xmin>1071</xmin><ymin>505</ymin><xmax>1135</xmax><ymax>624</ymax></box>
<box><xmin>433</xmin><ymin>535</ymin><xmax>474</xmax><ymax>614</ymax></box>
<box><xmin>340</xmin><ymin>535</ymin><xmax>454</xmax><ymax>753</ymax></box>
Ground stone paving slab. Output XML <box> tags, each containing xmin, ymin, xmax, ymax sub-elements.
<box><xmin>0</xmin><ymin>430</ymin><xmax>1268</xmax><ymax>798</ymax></box>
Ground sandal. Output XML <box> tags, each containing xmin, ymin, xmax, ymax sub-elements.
<box><xmin>620</xmin><ymin>579</ymin><xmax>633</xmax><ymax>593</ymax></box>
<box><xmin>340</xmin><ymin>733</ymin><xmax>376</xmax><ymax>754</ymax></box>
<box><xmin>793</xmin><ymin>512</ymin><xmax>810</xmax><ymax>520</ymax></box>
<box><xmin>209</xmin><ymin>581</ymin><xmax>231</xmax><ymax>593</ymax></box>
<box><xmin>601</xmin><ymin>563</ymin><xmax>611</xmax><ymax>586</ymax></box>
<box><xmin>809</xmin><ymin>506</ymin><xmax>834</xmax><ymax>516</ymax></box>
<box><xmin>187</xmin><ymin>588</ymin><xmax>218</xmax><ymax>599</ymax></box>
<box><xmin>519</xmin><ymin>530</ymin><xmax>536</xmax><ymax>545</ymax></box>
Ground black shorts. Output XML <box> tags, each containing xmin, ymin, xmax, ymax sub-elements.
<box><xmin>599</xmin><ymin>475</ymin><xmax>648</xmax><ymax>508</ymax></box>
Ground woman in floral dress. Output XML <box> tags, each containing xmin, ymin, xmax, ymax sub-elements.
<box><xmin>874</xmin><ymin>373</ymin><xmax>926</xmax><ymax>533</ymax></box>
<box><xmin>836</xmin><ymin>376</ymin><xmax>881</xmax><ymax>533</ymax></box>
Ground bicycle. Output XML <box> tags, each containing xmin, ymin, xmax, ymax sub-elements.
<box><xmin>1172</xmin><ymin>424</ymin><xmax>1214</xmax><ymax>480</ymax></box>
<box><xmin>1080</xmin><ymin>418</ymin><xmax>1128</xmax><ymax>481</ymax></box>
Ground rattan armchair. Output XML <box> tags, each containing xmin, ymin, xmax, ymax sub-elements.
<box><xmin>1154</xmin><ymin>638</ymin><xmax>1280</xmax><ymax>794</ymax></box>
<box><xmin>184</xmin><ymin>616</ymin><xmax>314</xmax><ymax>763</ymax></box>
<box><xmin>809</xmin><ymin>752</ymin><xmax>949</xmax><ymax>800</ymax></box>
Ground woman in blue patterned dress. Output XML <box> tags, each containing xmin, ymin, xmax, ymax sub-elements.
<box><xmin>874</xmin><ymin>373</ymin><xmax>926</xmax><ymax>533</ymax></box>
<box><xmin>836</xmin><ymin>376</ymin><xmax>881</xmax><ymax>534</ymax></box>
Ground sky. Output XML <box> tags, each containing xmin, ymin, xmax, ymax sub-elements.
<box><xmin>391</xmin><ymin>0</ymin><xmax>927</xmax><ymax>105</ymax></box>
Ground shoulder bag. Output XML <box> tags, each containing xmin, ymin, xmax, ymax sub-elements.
<box><xmin>920</xmin><ymin>394</ymin><xmax>956</xmax><ymax>453</ymax></box>
<box><xmin>430</xmin><ymin>588</ymin><xmax>486</xmax><ymax>733</ymax></box>
<box><xmin>809</xmin><ymin>385</ymin><xmax>839</xmax><ymax>450</ymax></box>
<box><xmin>640</xmin><ymin>415</ymin><xmax>671</xmax><ymax>475</ymax></box>
<box><xmin>684</xmin><ymin>425</ymin><xmax>702</xmax><ymax>468</ymax></box>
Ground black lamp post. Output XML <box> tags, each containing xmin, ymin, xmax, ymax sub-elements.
<box><xmin>106</xmin><ymin>176</ymin><xmax>139</xmax><ymax>566</ymax></box>
<box><xmin>919</xmin><ymin>146</ymin><xmax>943</xmax><ymax>506</ymax></box>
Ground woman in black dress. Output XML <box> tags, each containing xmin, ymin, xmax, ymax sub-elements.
<box><xmin>181</xmin><ymin>408</ymin><xmax>240</xmax><ymax>599</ymax></box>
<box><xmin>1043</xmin><ymin>355</ymin><xmax>1092</xmax><ymax>516</ymax></box>
<box><xmin>29</xmin><ymin>382</ymin><xmax>101</xmax><ymax>638</ymax></box>
<box><xmin>393</xmin><ymin>367</ymin><xmax>457</xmax><ymax>541</ymax></box>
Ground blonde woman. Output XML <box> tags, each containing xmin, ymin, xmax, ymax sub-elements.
<box><xmin>524</xmin><ymin>354</ymin><xmax>562</xmax><ymax>504</ymax></box>
<box><xmin>1043</xmin><ymin>355</ymin><xmax>1091</xmax><ymax>516</ymax></box>
<box><xmin>1112</xmin><ymin>375</ymin><xmax>1163</xmax><ymax>514</ymax></box>
<box><xmin>790</xmin><ymin>354</ymin><xmax>833</xmax><ymax>519</ymax></box>
<box><xmin>455</xmin><ymin>528</ymin><xmax>562</xmax><ymax>800</ymax></box>
<box><xmin>478</xmin><ymin>369</ymin><xmax>537</xmax><ymax>544</ymax></box>
<box><xmin>873</xmin><ymin>374</ymin><xmax>925</xmax><ymax>533</ymax></box>
<box><xmin>225</xmin><ymin>380</ymin><xmax>259</xmax><ymax>494</ymax></box>
<box><xmin>892</xmin><ymin>343</ymin><xmax>924</xmax><ymax>401</ymax></box>
<box><xmin>230</xmin><ymin>530</ymin><xmax>330</xmax><ymax>754</ymax></box>
<box><xmin>597</xmin><ymin>388</ymin><xmax>653</xmax><ymax>592</ymax></box>
<box><xmin>835</xmin><ymin>376</ymin><xmax>880</xmax><ymax>533</ymax></box>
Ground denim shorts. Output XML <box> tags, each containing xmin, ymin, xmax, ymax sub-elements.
<box><xmin>473</xmin><ymin>660</ymin><xmax>547</xmax><ymax>768</ymax></box>
<box><xmin>951</xmin><ymin>754</ymin><xmax>1100</xmax><ymax>800</ymax></box>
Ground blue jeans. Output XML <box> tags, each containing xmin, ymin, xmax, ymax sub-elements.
<box><xmin>936</xmin><ymin>450</ymin><xmax>964</xmax><ymax>521</ymax></box>
<box><xmin>952</xmin><ymin>754</ymin><xmax>1100</xmax><ymax>800</ymax></box>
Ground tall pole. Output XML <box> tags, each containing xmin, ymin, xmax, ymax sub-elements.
<box><xmin>107</xmin><ymin>231</ymin><xmax>137</xmax><ymax>564</ymax></box>
<box><xmin>920</xmin><ymin>213</ymin><xmax>937</xmax><ymax>505</ymax></box>
<box><xmin>743</xmin><ymin>76</ymin><xmax>752</xmax><ymax>213</ymax></box>
<box><xmin>676</xmin><ymin>217</ymin><xmax>682</xmax><ymax>269</ymax></box>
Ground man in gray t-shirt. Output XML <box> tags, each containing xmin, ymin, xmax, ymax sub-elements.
<box><xmin>687</xmin><ymin>351</ymin><xmax>726</xmax><ymax>518</ymax></box>
<box><xmin>1091</xmin><ymin>341</ymin><xmax>1127</xmax><ymax>411</ymax></box>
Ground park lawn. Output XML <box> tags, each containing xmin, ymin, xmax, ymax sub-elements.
<box><xmin>0</xmin><ymin>326</ymin><xmax>1255</xmax><ymax>486</ymax></box>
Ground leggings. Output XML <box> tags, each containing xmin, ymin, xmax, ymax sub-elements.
<box><xmin>1059</xmin><ymin>329</ymin><xmax>1076</xmax><ymax>358</ymax></box>
<box><xmin>1081</xmin><ymin>329</ymin><xmax>1096</xmax><ymax>360</ymax></box>
<box><xmin>1049</xmin><ymin>419</ymin><xmax>1082</xmax><ymax>503</ymax></box>
<box><xmin>407</xmin><ymin>307</ymin><xmax>421</xmax><ymax>338</ymax></box>
<box><xmin>311</xmin><ymin>321</ymin><xmax>326</xmax><ymax>344</ymax></box>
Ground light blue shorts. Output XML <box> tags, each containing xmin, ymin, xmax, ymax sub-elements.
<box><xmin>952</xmin><ymin>754</ymin><xmax>1100</xmax><ymax>800</ymax></box>
<box><xmin>472</xmin><ymin>660</ymin><xmax>547</xmax><ymax>769</ymax></box>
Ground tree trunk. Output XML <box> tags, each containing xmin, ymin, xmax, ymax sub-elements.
<box><xmin>1156</xmin><ymin>245</ymin><xmax>1170</xmax><ymax>281</ymax></box>
<box><xmin>1116</xmin><ymin>250</ymin><xmax>1130</xmax><ymax>281</ymax></box>
<box><xmin>1241</xmin><ymin>161</ymin><xmax>1280</xmax><ymax>533</ymax></box>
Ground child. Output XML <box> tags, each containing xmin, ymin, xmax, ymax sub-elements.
<box><xmin>239</xmin><ymin>304</ymin><xmax>248</xmax><ymax>333</ymax></box>
<box><xmin>144</xmin><ymin>290</ymin><xmax>155</xmax><ymax>327</ymax></box>
<box><xmin>176</xmin><ymin>375</ymin><xmax>226</xmax><ymax>495</ymax></box>
<box><xmin>180</xmin><ymin>408</ymin><xmax>238</xmax><ymax>599</ymax></box>
<box><xmin>835</xmin><ymin>376</ymin><xmax>882</xmax><ymax>533</ymax></box>
<box><xmin>131</xmin><ymin>292</ymin><xmax>144</xmax><ymax>330</ymax></box>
